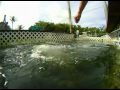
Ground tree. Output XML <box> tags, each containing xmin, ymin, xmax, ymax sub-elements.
<box><xmin>10</xmin><ymin>16</ymin><xmax>16</xmax><ymax>30</ymax></box>
<box><xmin>28</xmin><ymin>20</ymin><xmax>106</xmax><ymax>35</ymax></box>
<box><xmin>0</xmin><ymin>22</ymin><xmax>11</xmax><ymax>30</ymax></box>
<box><xmin>17</xmin><ymin>25</ymin><xmax>24</xmax><ymax>30</ymax></box>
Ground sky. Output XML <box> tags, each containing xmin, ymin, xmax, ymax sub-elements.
<box><xmin>0</xmin><ymin>1</ymin><xmax>107</xmax><ymax>30</ymax></box>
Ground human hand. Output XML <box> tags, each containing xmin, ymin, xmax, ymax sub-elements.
<box><xmin>74</xmin><ymin>13</ymin><xmax>81</xmax><ymax>23</ymax></box>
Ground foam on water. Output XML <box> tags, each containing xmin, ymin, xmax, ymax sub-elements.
<box><xmin>0</xmin><ymin>42</ymin><xmax>119</xmax><ymax>89</ymax></box>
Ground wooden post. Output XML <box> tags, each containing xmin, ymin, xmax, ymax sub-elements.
<box><xmin>102</xmin><ymin>1</ymin><xmax>108</xmax><ymax>30</ymax></box>
<box><xmin>67</xmin><ymin>1</ymin><xmax>72</xmax><ymax>33</ymax></box>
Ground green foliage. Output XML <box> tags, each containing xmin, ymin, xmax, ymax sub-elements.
<box><xmin>28</xmin><ymin>20</ymin><xmax>106</xmax><ymax>36</ymax></box>
<box><xmin>10</xmin><ymin>16</ymin><xmax>17</xmax><ymax>30</ymax></box>
<box><xmin>0</xmin><ymin>22</ymin><xmax>11</xmax><ymax>30</ymax></box>
<box><xmin>17</xmin><ymin>25</ymin><xmax>24</xmax><ymax>30</ymax></box>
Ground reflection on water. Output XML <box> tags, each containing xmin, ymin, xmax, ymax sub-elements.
<box><xmin>0</xmin><ymin>42</ymin><xmax>120</xmax><ymax>89</ymax></box>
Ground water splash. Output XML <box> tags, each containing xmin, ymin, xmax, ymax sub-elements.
<box><xmin>0</xmin><ymin>43</ymin><xmax>119</xmax><ymax>89</ymax></box>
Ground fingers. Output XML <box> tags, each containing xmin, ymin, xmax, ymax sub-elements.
<box><xmin>74</xmin><ymin>16</ymin><xmax>80</xmax><ymax>23</ymax></box>
<box><xmin>74</xmin><ymin>14</ymin><xmax>81</xmax><ymax>23</ymax></box>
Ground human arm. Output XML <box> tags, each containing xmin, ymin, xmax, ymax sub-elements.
<box><xmin>74</xmin><ymin>1</ymin><xmax>88</xmax><ymax>23</ymax></box>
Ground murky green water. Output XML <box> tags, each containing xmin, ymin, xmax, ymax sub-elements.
<box><xmin>0</xmin><ymin>42</ymin><xmax>120</xmax><ymax>89</ymax></box>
